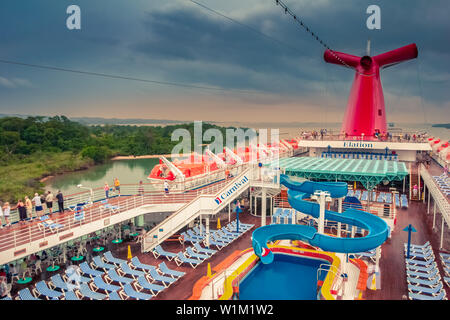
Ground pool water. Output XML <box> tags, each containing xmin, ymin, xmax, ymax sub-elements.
<box><xmin>239</xmin><ymin>254</ymin><xmax>329</xmax><ymax>300</ymax></box>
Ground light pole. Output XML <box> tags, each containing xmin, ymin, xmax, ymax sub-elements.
<box><xmin>77</xmin><ymin>184</ymin><xmax>93</xmax><ymax>205</ymax></box>
<box><xmin>311</xmin><ymin>190</ymin><xmax>332</xmax><ymax>234</ymax></box>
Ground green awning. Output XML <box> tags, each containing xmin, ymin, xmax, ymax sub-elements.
<box><xmin>268</xmin><ymin>157</ymin><xmax>409</xmax><ymax>190</ymax></box>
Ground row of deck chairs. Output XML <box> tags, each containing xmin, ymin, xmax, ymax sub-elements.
<box><xmin>404</xmin><ymin>242</ymin><xmax>447</xmax><ymax>300</ymax></box>
<box><xmin>272</xmin><ymin>208</ymin><xmax>295</xmax><ymax>224</ymax></box>
<box><xmin>438</xmin><ymin>252</ymin><xmax>450</xmax><ymax>288</ymax></box>
<box><xmin>349</xmin><ymin>248</ymin><xmax>380</xmax><ymax>263</ymax></box>
<box><xmin>432</xmin><ymin>173</ymin><xmax>450</xmax><ymax>196</ymax></box>
<box><xmin>152</xmin><ymin>219</ymin><xmax>254</xmax><ymax>268</ymax></box>
<box><xmin>15</xmin><ymin>251</ymin><xmax>185</xmax><ymax>300</ymax></box>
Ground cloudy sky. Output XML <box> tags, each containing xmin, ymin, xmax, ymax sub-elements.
<box><xmin>0</xmin><ymin>0</ymin><xmax>448</xmax><ymax>124</ymax></box>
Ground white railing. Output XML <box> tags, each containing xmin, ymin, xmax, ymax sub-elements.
<box><xmin>142</xmin><ymin>168</ymin><xmax>254</xmax><ymax>252</ymax></box>
<box><xmin>420</xmin><ymin>164</ymin><xmax>450</xmax><ymax>228</ymax></box>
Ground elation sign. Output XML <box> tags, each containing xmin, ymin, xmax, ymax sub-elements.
<box><xmin>342</xmin><ymin>142</ymin><xmax>374</xmax><ymax>149</ymax></box>
<box><xmin>215</xmin><ymin>175</ymin><xmax>249</xmax><ymax>205</ymax></box>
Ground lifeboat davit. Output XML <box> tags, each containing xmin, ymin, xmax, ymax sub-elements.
<box><xmin>148</xmin><ymin>153</ymin><xmax>219</xmax><ymax>181</ymax></box>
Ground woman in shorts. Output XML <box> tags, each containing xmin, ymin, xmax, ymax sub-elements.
<box><xmin>2</xmin><ymin>202</ymin><xmax>11</xmax><ymax>227</ymax></box>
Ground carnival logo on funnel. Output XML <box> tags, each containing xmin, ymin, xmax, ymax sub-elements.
<box><xmin>215</xmin><ymin>175</ymin><xmax>249</xmax><ymax>206</ymax></box>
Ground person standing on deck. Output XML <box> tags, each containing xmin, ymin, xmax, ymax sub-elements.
<box><xmin>413</xmin><ymin>184</ymin><xmax>418</xmax><ymax>199</ymax></box>
<box><xmin>14</xmin><ymin>199</ymin><xmax>27</xmax><ymax>225</ymax></box>
<box><xmin>45</xmin><ymin>191</ymin><xmax>54</xmax><ymax>215</ymax></box>
<box><xmin>163</xmin><ymin>180</ymin><xmax>169</xmax><ymax>197</ymax></box>
<box><xmin>114</xmin><ymin>178</ymin><xmax>121</xmax><ymax>196</ymax></box>
<box><xmin>56</xmin><ymin>190</ymin><xmax>64</xmax><ymax>214</ymax></box>
<box><xmin>24</xmin><ymin>196</ymin><xmax>32</xmax><ymax>219</ymax></box>
<box><xmin>32</xmin><ymin>193</ymin><xmax>43</xmax><ymax>217</ymax></box>
<box><xmin>104</xmin><ymin>182</ymin><xmax>110</xmax><ymax>199</ymax></box>
<box><xmin>2</xmin><ymin>202</ymin><xmax>10</xmax><ymax>227</ymax></box>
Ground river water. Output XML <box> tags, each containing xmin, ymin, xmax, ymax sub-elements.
<box><xmin>46</xmin><ymin>123</ymin><xmax>449</xmax><ymax>196</ymax></box>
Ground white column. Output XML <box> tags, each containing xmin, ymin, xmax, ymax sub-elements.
<box><xmin>375</xmin><ymin>246</ymin><xmax>381</xmax><ymax>272</ymax></box>
<box><xmin>423</xmin><ymin>184</ymin><xmax>426</xmax><ymax>204</ymax></box>
<box><xmin>199</xmin><ymin>214</ymin><xmax>202</xmax><ymax>233</ymax></box>
<box><xmin>205</xmin><ymin>216</ymin><xmax>210</xmax><ymax>247</ymax></box>
<box><xmin>337</xmin><ymin>197</ymin><xmax>342</xmax><ymax>237</ymax></box>
<box><xmin>250</xmin><ymin>193</ymin><xmax>253</xmax><ymax>215</ymax></box>
<box><xmin>433</xmin><ymin>202</ymin><xmax>436</xmax><ymax>229</ymax></box>
<box><xmin>261</xmin><ymin>188</ymin><xmax>267</xmax><ymax>226</ymax></box>
<box><xmin>440</xmin><ymin>218</ymin><xmax>445</xmax><ymax>249</ymax></box>
<box><xmin>427</xmin><ymin>190</ymin><xmax>431</xmax><ymax>214</ymax></box>
<box><xmin>418</xmin><ymin>165</ymin><xmax>421</xmax><ymax>200</ymax></box>
<box><xmin>228</xmin><ymin>204</ymin><xmax>231</xmax><ymax>223</ymax></box>
<box><xmin>317</xmin><ymin>192</ymin><xmax>326</xmax><ymax>234</ymax></box>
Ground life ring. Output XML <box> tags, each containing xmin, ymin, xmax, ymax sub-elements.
<box><xmin>261</xmin><ymin>247</ymin><xmax>270</xmax><ymax>257</ymax></box>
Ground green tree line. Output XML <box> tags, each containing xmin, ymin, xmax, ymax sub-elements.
<box><xmin>0</xmin><ymin>116</ymin><xmax>235</xmax><ymax>202</ymax></box>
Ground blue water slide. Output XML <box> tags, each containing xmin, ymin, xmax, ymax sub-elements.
<box><xmin>252</xmin><ymin>174</ymin><xmax>389</xmax><ymax>264</ymax></box>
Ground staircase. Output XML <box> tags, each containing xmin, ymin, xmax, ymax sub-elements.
<box><xmin>410</xmin><ymin>166</ymin><xmax>421</xmax><ymax>201</ymax></box>
<box><xmin>142</xmin><ymin>168</ymin><xmax>252</xmax><ymax>253</ymax></box>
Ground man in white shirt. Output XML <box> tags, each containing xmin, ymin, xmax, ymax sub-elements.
<box><xmin>45</xmin><ymin>191</ymin><xmax>54</xmax><ymax>214</ymax></box>
<box><xmin>32</xmin><ymin>193</ymin><xmax>43</xmax><ymax>217</ymax></box>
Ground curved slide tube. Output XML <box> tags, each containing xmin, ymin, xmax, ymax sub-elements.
<box><xmin>252</xmin><ymin>175</ymin><xmax>389</xmax><ymax>264</ymax></box>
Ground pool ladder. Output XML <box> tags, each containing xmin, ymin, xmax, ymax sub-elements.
<box><xmin>316</xmin><ymin>264</ymin><xmax>344</xmax><ymax>299</ymax></box>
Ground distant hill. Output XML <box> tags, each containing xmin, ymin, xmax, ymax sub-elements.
<box><xmin>0</xmin><ymin>113</ymin><xmax>187</xmax><ymax>125</ymax></box>
<box><xmin>432</xmin><ymin>123</ymin><xmax>450</xmax><ymax>129</ymax></box>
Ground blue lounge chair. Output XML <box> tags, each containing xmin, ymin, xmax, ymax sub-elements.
<box><xmin>64</xmin><ymin>291</ymin><xmax>81</xmax><ymax>300</ymax></box>
<box><xmin>407</xmin><ymin>276</ymin><xmax>442</xmax><ymax>287</ymax></box>
<box><xmin>408</xmin><ymin>282</ymin><xmax>443</xmax><ymax>295</ymax></box>
<box><xmin>148</xmin><ymin>267</ymin><xmax>177</xmax><ymax>287</ymax></box>
<box><xmin>38</xmin><ymin>215</ymin><xmax>64</xmax><ymax>233</ymax></box>
<box><xmin>104</xmin><ymin>251</ymin><xmax>127</xmax><ymax>266</ymax></box>
<box><xmin>136</xmin><ymin>276</ymin><xmax>165</xmax><ymax>296</ymax></box>
<box><xmin>34</xmin><ymin>281</ymin><xmax>64</xmax><ymax>300</ymax></box>
<box><xmin>119</xmin><ymin>262</ymin><xmax>146</xmax><ymax>279</ymax></box>
<box><xmin>106</xmin><ymin>269</ymin><xmax>134</xmax><ymax>287</ymax></box>
<box><xmin>131</xmin><ymin>256</ymin><xmax>157</xmax><ymax>272</ymax></box>
<box><xmin>91</xmin><ymin>256</ymin><xmax>116</xmax><ymax>271</ymax></box>
<box><xmin>186</xmin><ymin>229</ymin><xmax>204</xmax><ymax>240</ymax></box>
<box><xmin>409</xmin><ymin>290</ymin><xmax>447</xmax><ymax>300</ymax></box>
<box><xmin>211</xmin><ymin>232</ymin><xmax>232</xmax><ymax>244</ymax></box>
<box><xmin>406</xmin><ymin>268</ymin><xmax>439</xmax><ymax>279</ymax></box>
<box><xmin>406</xmin><ymin>250</ymin><xmax>434</xmax><ymax>260</ymax></box>
<box><xmin>153</xmin><ymin>245</ymin><xmax>177</xmax><ymax>261</ymax></box>
<box><xmin>17</xmin><ymin>288</ymin><xmax>39</xmax><ymax>300</ymax></box>
<box><xmin>80</xmin><ymin>262</ymin><xmax>104</xmax><ymax>279</ymax></box>
<box><xmin>158</xmin><ymin>262</ymin><xmax>185</xmax><ymax>279</ymax></box>
<box><xmin>49</xmin><ymin>274</ymin><xmax>71</xmax><ymax>292</ymax></box>
<box><xmin>407</xmin><ymin>241</ymin><xmax>431</xmax><ymax>249</ymax></box>
<box><xmin>186</xmin><ymin>247</ymin><xmax>209</xmax><ymax>260</ymax></box>
<box><xmin>93</xmin><ymin>276</ymin><xmax>121</xmax><ymax>293</ymax></box>
<box><xmin>175</xmin><ymin>252</ymin><xmax>202</xmax><ymax>268</ymax></box>
<box><xmin>406</xmin><ymin>261</ymin><xmax>438</xmax><ymax>273</ymax></box>
<box><xmin>64</xmin><ymin>266</ymin><xmax>92</xmax><ymax>284</ymax></box>
<box><xmin>122</xmin><ymin>284</ymin><xmax>152</xmax><ymax>300</ymax></box>
<box><xmin>206</xmin><ymin>238</ymin><xmax>225</xmax><ymax>249</ymax></box>
<box><xmin>179</xmin><ymin>231</ymin><xmax>197</xmax><ymax>243</ymax></box>
<box><xmin>193</xmin><ymin>242</ymin><xmax>217</xmax><ymax>256</ymax></box>
<box><xmin>218</xmin><ymin>229</ymin><xmax>239</xmax><ymax>239</ymax></box>
<box><xmin>108</xmin><ymin>290</ymin><xmax>123</xmax><ymax>300</ymax></box>
<box><xmin>78</xmin><ymin>284</ymin><xmax>107</xmax><ymax>300</ymax></box>
<box><xmin>404</xmin><ymin>243</ymin><xmax>433</xmax><ymax>254</ymax></box>
<box><xmin>405</xmin><ymin>258</ymin><xmax>435</xmax><ymax>267</ymax></box>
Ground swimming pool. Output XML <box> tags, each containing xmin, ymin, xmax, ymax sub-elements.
<box><xmin>238</xmin><ymin>253</ymin><xmax>330</xmax><ymax>300</ymax></box>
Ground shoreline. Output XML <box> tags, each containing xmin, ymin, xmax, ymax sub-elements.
<box><xmin>111</xmin><ymin>154</ymin><xmax>191</xmax><ymax>160</ymax></box>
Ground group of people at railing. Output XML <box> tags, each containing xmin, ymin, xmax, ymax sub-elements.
<box><xmin>0</xmin><ymin>190</ymin><xmax>65</xmax><ymax>229</ymax></box>
<box><xmin>300</xmin><ymin>129</ymin><xmax>428</xmax><ymax>143</ymax></box>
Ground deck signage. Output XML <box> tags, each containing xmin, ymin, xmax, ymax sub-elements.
<box><xmin>342</xmin><ymin>141</ymin><xmax>374</xmax><ymax>149</ymax></box>
<box><xmin>215</xmin><ymin>175</ymin><xmax>249</xmax><ymax>205</ymax></box>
